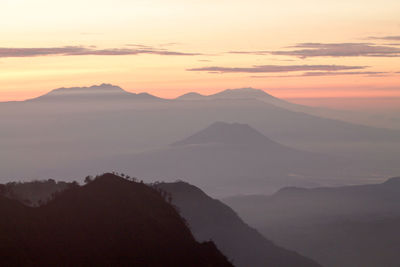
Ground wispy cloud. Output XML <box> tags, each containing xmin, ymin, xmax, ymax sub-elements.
<box><xmin>230</xmin><ymin>43</ymin><xmax>400</xmax><ymax>58</ymax></box>
<box><xmin>0</xmin><ymin>46</ymin><xmax>202</xmax><ymax>58</ymax></box>
<box><xmin>187</xmin><ymin>64</ymin><xmax>367</xmax><ymax>73</ymax></box>
<box><xmin>270</xmin><ymin>43</ymin><xmax>400</xmax><ymax>58</ymax></box>
<box><xmin>251</xmin><ymin>71</ymin><xmax>388</xmax><ymax>78</ymax></box>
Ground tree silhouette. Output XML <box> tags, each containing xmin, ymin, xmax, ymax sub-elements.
<box><xmin>84</xmin><ymin>176</ymin><xmax>93</xmax><ymax>184</ymax></box>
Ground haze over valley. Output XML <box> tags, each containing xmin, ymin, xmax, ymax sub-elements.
<box><xmin>2</xmin><ymin>0</ymin><xmax>400</xmax><ymax>265</ymax></box>
<box><xmin>1</xmin><ymin>84</ymin><xmax>399</xmax><ymax>196</ymax></box>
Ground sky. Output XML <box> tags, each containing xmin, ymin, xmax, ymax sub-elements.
<box><xmin>0</xmin><ymin>0</ymin><xmax>400</xmax><ymax>106</ymax></box>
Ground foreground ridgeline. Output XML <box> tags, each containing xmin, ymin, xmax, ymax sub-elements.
<box><xmin>157</xmin><ymin>181</ymin><xmax>321</xmax><ymax>267</ymax></box>
<box><xmin>0</xmin><ymin>173</ymin><xmax>232</xmax><ymax>267</ymax></box>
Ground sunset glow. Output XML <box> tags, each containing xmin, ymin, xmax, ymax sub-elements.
<box><xmin>1</xmin><ymin>0</ymin><xmax>399</xmax><ymax>105</ymax></box>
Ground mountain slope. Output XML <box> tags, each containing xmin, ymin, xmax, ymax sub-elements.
<box><xmin>0</xmin><ymin>174</ymin><xmax>232</xmax><ymax>267</ymax></box>
<box><xmin>224</xmin><ymin>177</ymin><xmax>400</xmax><ymax>267</ymax></box>
<box><xmin>157</xmin><ymin>181</ymin><xmax>321</xmax><ymax>267</ymax></box>
<box><xmin>69</xmin><ymin>122</ymin><xmax>353</xmax><ymax>196</ymax></box>
<box><xmin>172</xmin><ymin>121</ymin><xmax>282</xmax><ymax>147</ymax></box>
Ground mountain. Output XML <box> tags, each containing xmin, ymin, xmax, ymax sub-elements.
<box><xmin>177</xmin><ymin>92</ymin><xmax>206</xmax><ymax>100</ymax></box>
<box><xmin>224</xmin><ymin>177</ymin><xmax>400</xmax><ymax>267</ymax></box>
<box><xmin>1</xmin><ymin>179</ymin><xmax>72</xmax><ymax>206</ymax></box>
<box><xmin>172</xmin><ymin>121</ymin><xmax>283</xmax><ymax>147</ymax></box>
<box><xmin>157</xmin><ymin>181</ymin><xmax>321</xmax><ymax>267</ymax></box>
<box><xmin>0</xmin><ymin>173</ymin><xmax>232</xmax><ymax>267</ymax></box>
<box><xmin>1</xmin><ymin>84</ymin><xmax>400</xmax><ymax>185</ymax></box>
<box><xmin>28</xmin><ymin>83</ymin><xmax>160</xmax><ymax>102</ymax></box>
<box><xmin>177</xmin><ymin>88</ymin><xmax>400</xmax><ymax>130</ymax></box>
<box><xmin>177</xmin><ymin>88</ymin><xmax>277</xmax><ymax>101</ymax></box>
<box><xmin>211</xmin><ymin>87</ymin><xmax>276</xmax><ymax>99</ymax></box>
<box><xmin>63</xmin><ymin>122</ymin><xmax>353</xmax><ymax>197</ymax></box>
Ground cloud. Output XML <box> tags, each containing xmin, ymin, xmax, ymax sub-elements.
<box><xmin>187</xmin><ymin>64</ymin><xmax>367</xmax><ymax>73</ymax></box>
<box><xmin>250</xmin><ymin>71</ymin><xmax>390</xmax><ymax>78</ymax></box>
<box><xmin>0</xmin><ymin>46</ymin><xmax>202</xmax><ymax>58</ymax></box>
<box><xmin>269</xmin><ymin>43</ymin><xmax>400</xmax><ymax>58</ymax></box>
<box><xmin>230</xmin><ymin>43</ymin><xmax>400</xmax><ymax>58</ymax></box>
<box><xmin>300</xmin><ymin>71</ymin><xmax>386</xmax><ymax>77</ymax></box>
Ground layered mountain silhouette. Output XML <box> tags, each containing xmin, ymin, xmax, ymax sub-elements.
<box><xmin>28</xmin><ymin>83</ymin><xmax>160</xmax><ymax>102</ymax></box>
<box><xmin>157</xmin><ymin>181</ymin><xmax>321</xmax><ymax>267</ymax></box>
<box><xmin>0</xmin><ymin>173</ymin><xmax>232</xmax><ymax>266</ymax></box>
<box><xmin>1</xmin><ymin>84</ymin><xmax>399</xmax><ymax>186</ymax></box>
<box><xmin>1</xmin><ymin>179</ymin><xmax>71</xmax><ymax>206</ymax></box>
<box><xmin>224</xmin><ymin>177</ymin><xmax>400</xmax><ymax>267</ymax></box>
<box><xmin>63</xmin><ymin>121</ymin><xmax>350</xmax><ymax>196</ymax></box>
<box><xmin>177</xmin><ymin>87</ymin><xmax>276</xmax><ymax>101</ymax></box>
<box><xmin>177</xmin><ymin>87</ymin><xmax>400</xmax><ymax>130</ymax></box>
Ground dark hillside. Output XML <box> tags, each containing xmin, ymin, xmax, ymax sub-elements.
<box><xmin>158</xmin><ymin>181</ymin><xmax>321</xmax><ymax>267</ymax></box>
<box><xmin>0</xmin><ymin>174</ymin><xmax>232</xmax><ymax>267</ymax></box>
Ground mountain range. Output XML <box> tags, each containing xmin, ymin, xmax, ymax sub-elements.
<box><xmin>1</xmin><ymin>84</ymin><xmax>399</xmax><ymax>189</ymax></box>
<box><xmin>224</xmin><ymin>177</ymin><xmax>400</xmax><ymax>267</ymax></box>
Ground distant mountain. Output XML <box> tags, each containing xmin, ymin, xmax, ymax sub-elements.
<box><xmin>0</xmin><ymin>174</ymin><xmax>232</xmax><ymax>266</ymax></box>
<box><xmin>177</xmin><ymin>87</ymin><xmax>306</xmax><ymax>110</ymax></box>
<box><xmin>224</xmin><ymin>177</ymin><xmax>400</xmax><ymax>267</ymax></box>
<box><xmin>177</xmin><ymin>92</ymin><xmax>206</xmax><ymax>100</ymax></box>
<box><xmin>177</xmin><ymin>88</ymin><xmax>276</xmax><ymax>101</ymax></box>
<box><xmin>66</xmin><ymin>122</ymin><xmax>352</xmax><ymax>197</ymax></box>
<box><xmin>211</xmin><ymin>87</ymin><xmax>276</xmax><ymax>99</ymax></box>
<box><xmin>176</xmin><ymin>88</ymin><xmax>400</xmax><ymax>130</ymax></box>
<box><xmin>28</xmin><ymin>83</ymin><xmax>160</xmax><ymax>102</ymax></box>
<box><xmin>157</xmin><ymin>181</ymin><xmax>321</xmax><ymax>267</ymax></box>
<box><xmin>1</xmin><ymin>179</ymin><xmax>72</xmax><ymax>206</ymax></box>
<box><xmin>172</xmin><ymin>121</ymin><xmax>283</xmax><ymax>147</ymax></box>
<box><xmin>1</xmin><ymin>84</ymin><xmax>400</xmax><ymax>185</ymax></box>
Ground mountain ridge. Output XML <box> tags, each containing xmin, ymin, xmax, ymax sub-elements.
<box><xmin>0</xmin><ymin>173</ymin><xmax>233</xmax><ymax>267</ymax></box>
<box><xmin>224</xmin><ymin>176</ymin><xmax>400</xmax><ymax>267</ymax></box>
<box><xmin>27</xmin><ymin>83</ymin><xmax>161</xmax><ymax>102</ymax></box>
<box><xmin>157</xmin><ymin>181</ymin><xmax>322</xmax><ymax>267</ymax></box>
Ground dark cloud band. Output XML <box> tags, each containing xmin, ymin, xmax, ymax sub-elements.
<box><xmin>250</xmin><ymin>71</ymin><xmax>389</xmax><ymax>78</ymax></box>
<box><xmin>230</xmin><ymin>43</ymin><xmax>400</xmax><ymax>58</ymax></box>
<box><xmin>187</xmin><ymin>64</ymin><xmax>367</xmax><ymax>73</ymax></box>
<box><xmin>0</xmin><ymin>46</ymin><xmax>201</xmax><ymax>58</ymax></box>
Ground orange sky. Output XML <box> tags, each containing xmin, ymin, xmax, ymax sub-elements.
<box><xmin>0</xmin><ymin>0</ymin><xmax>399</xmax><ymax>105</ymax></box>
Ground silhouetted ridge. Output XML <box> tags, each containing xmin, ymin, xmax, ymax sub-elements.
<box><xmin>28</xmin><ymin>83</ymin><xmax>159</xmax><ymax>102</ymax></box>
<box><xmin>0</xmin><ymin>173</ymin><xmax>232</xmax><ymax>267</ymax></box>
<box><xmin>225</xmin><ymin>176</ymin><xmax>400</xmax><ymax>267</ymax></box>
<box><xmin>211</xmin><ymin>87</ymin><xmax>275</xmax><ymax>99</ymax></box>
<box><xmin>157</xmin><ymin>181</ymin><xmax>322</xmax><ymax>267</ymax></box>
<box><xmin>176</xmin><ymin>88</ymin><xmax>277</xmax><ymax>101</ymax></box>
<box><xmin>172</xmin><ymin>121</ymin><xmax>278</xmax><ymax>147</ymax></box>
<box><xmin>382</xmin><ymin>176</ymin><xmax>400</xmax><ymax>186</ymax></box>
<box><xmin>0</xmin><ymin>179</ymin><xmax>72</xmax><ymax>206</ymax></box>
<box><xmin>177</xmin><ymin>92</ymin><xmax>206</xmax><ymax>100</ymax></box>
